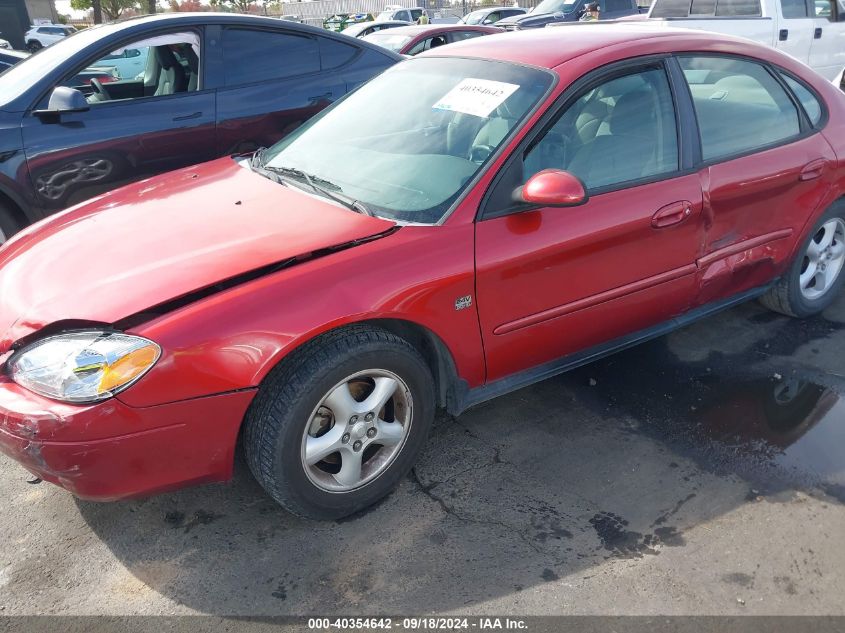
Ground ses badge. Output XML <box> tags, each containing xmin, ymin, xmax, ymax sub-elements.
<box><xmin>455</xmin><ymin>295</ymin><xmax>473</xmax><ymax>311</ymax></box>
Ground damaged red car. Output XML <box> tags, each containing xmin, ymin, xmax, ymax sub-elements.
<box><xmin>2</xmin><ymin>26</ymin><xmax>845</xmax><ymax>519</ymax></box>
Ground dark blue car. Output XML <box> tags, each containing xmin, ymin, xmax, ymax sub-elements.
<box><xmin>0</xmin><ymin>13</ymin><xmax>400</xmax><ymax>243</ymax></box>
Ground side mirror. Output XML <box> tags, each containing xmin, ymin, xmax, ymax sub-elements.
<box><xmin>514</xmin><ymin>169</ymin><xmax>587</xmax><ymax>207</ymax></box>
<box><xmin>34</xmin><ymin>86</ymin><xmax>90</xmax><ymax>118</ymax></box>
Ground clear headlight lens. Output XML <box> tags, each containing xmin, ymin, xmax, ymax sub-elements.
<box><xmin>7</xmin><ymin>331</ymin><xmax>160</xmax><ymax>404</ymax></box>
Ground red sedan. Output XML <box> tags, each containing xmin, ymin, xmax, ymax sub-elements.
<box><xmin>362</xmin><ymin>24</ymin><xmax>502</xmax><ymax>55</ymax></box>
<box><xmin>1</xmin><ymin>26</ymin><xmax>845</xmax><ymax>519</ymax></box>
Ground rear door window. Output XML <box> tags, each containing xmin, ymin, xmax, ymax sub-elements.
<box><xmin>679</xmin><ymin>56</ymin><xmax>800</xmax><ymax>160</ymax></box>
<box><xmin>222</xmin><ymin>28</ymin><xmax>319</xmax><ymax>86</ymax></box>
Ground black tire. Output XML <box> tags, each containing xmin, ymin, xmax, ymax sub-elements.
<box><xmin>243</xmin><ymin>325</ymin><xmax>435</xmax><ymax>520</ymax></box>
<box><xmin>0</xmin><ymin>201</ymin><xmax>21</xmax><ymax>246</ymax></box>
<box><xmin>760</xmin><ymin>203</ymin><xmax>845</xmax><ymax>318</ymax></box>
<box><xmin>26</xmin><ymin>40</ymin><xmax>42</xmax><ymax>52</ymax></box>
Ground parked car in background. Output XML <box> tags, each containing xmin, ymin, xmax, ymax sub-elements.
<box><xmin>24</xmin><ymin>24</ymin><xmax>77</xmax><ymax>51</ymax></box>
<box><xmin>645</xmin><ymin>0</ymin><xmax>845</xmax><ymax>82</ymax></box>
<box><xmin>0</xmin><ymin>49</ymin><xmax>26</xmax><ymax>70</ymax></box>
<box><xmin>2</xmin><ymin>26</ymin><xmax>844</xmax><ymax>520</ymax></box>
<box><xmin>341</xmin><ymin>20</ymin><xmax>411</xmax><ymax>38</ymax></box>
<box><xmin>459</xmin><ymin>6</ymin><xmax>527</xmax><ymax>24</ymax></box>
<box><xmin>375</xmin><ymin>6</ymin><xmax>426</xmax><ymax>22</ymax></box>
<box><xmin>497</xmin><ymin>0</ymin><xmax>641</xmax><ymax>29</ymax></box>
<box><xmin>363</xmin><ymin>24</ymin><xmax>501</xmax><ymax>54</ymax></box>
<box><xmin>0</xmin><ymin>49</ymin><xmax>120</xmax><ymax>91</ymax></box>
<box><xmin>323</xmin><ymin>13</ymin><xmax>374</xmax><ymax>31</ymax></box>
<box><xmin>92</xmin><ymin>46</ymin><xmax>149</xmax><ymax>79</ymax></box>
<box><xmin>0</xmin><ymin>13</ymin><xmax>400</xmax><ymax>244</ymax></box>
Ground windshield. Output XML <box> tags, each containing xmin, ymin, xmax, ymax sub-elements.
<box><xmin>0</xmin><ymin>23</ymin><xmax>106</xmax><ymax>108</ymax></box>
<box><xmin>361</xmin><ymin>31</ymin><xmax>413</xmax><ymax>52</ymax></box>
<box><xmin>261</xmin><ymin>57</ymin><xmax>552</xmax><ymax>224</ymax></box>
<box><xmin>463</xmin><ymin>10</ymin><xmax>487</xmax><ymax>23</ymax></box>
<box><xmin>533</xmin><ymin>0</ymin><xmax>580</xmax><ymax>13</ymax></box>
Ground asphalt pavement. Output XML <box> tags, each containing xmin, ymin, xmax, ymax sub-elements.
<box><xmin>1</xmin><ymin>292</ymin><xmax>844</xmax><ymax>616</ymax></box>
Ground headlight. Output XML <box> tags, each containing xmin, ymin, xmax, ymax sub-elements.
<box><xmin>7</xmin><ymin>331</ymin><xmax>160</xmax><ymax>404</ymax></box>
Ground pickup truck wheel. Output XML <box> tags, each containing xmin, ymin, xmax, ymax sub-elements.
<box><xmin>243</xmin><ymin>326</ymin><xmax>435</xmax><ymax>520</ymax></box>
<box><xmin>0</xmin><ymin>202</ymin><xmax>21</xmax><ymax>246</ymax></box>
<box><xmin>26</xmin><ymin>40</ymin><xmax>42</xmax><ymax>52</ymax></box>
<box><xmin>760</xmin><ymin>203</ymin><xmax>845</xmax><ymax>317</ymax></box>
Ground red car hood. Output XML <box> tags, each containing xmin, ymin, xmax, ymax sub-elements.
<box><xmin>0</xmin><ymin>157</ymin><xmax>395</xmax><ymax>352</ymax></box>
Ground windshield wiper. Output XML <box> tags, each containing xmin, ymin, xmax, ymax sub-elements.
<box><xmin>251</xmin><ymin>147</ymin><xmax>268</xmax><ymax>168</ymax></box>
<box><xmin>262</xmin><ymin>165</ymin><xmax>374</xmax><ymax>217</ymax></box>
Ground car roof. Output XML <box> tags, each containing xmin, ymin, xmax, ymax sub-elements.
<box><xmin>0</xmin><ymin>50</ymin><xmax>28</xmax><ymax>60</ymax></box>
<box><xmin>421</xmin><ymin>23</ymin><xmax>763</xmax><ymax>69</ymax></box>
<box><xmin>380</xmin><ymin>24</ymin><xmax>502</xmax><ymax>35</ymax></box>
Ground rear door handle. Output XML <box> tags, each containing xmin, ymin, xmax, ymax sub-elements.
<box><xmin>308</xmin><ymin>92</ymin><xmax>333</xmax><ymax>104</ymax></box>
<box><xmin>779</xmin><ymin>28</ymin><xmax>788</xmax><ymax>41</ymax></box>
<box><xmin>800</xmin><ymin>159</ymin><xmax>828</xmax><ymax>181</ymax></box>
<box><xmin>173</xmin><ymin>111</ymin><xmax>202</xmax><ymax>121</ymax></box>
<box><xmin>652</xmin><ymin>201</ymin><xmax>693</xmax><ymax>228</ymax></box>
<box><xmin>814</xmin><ymin>27</ymin><xmax>823</xmax><ymax>39</ymax></box>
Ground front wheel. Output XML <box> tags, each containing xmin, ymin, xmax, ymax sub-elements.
<box><xmin>26</xmin><ymin>40</ymin><xmax>42</xmax><ymax>52</ymax></box>
<box><xmin>760</xmin><ymin>203</ymin><xmax>845</xmax><ymax>317</ymax></box>
<box><xmin>243</xmin><ymin>326</ymin><xmax>435</xmax><ymax>520</ymax></box>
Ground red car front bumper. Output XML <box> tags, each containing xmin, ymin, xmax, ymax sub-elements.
<box><xmin>0</xmin><ymin>376</ymin><xmax>256</xmax><ymax>501</ymax></box>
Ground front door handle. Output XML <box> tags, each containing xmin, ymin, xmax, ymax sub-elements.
<box><xmin>814</xmin><ymin>27</ymin><xmax>823</xmax><ymax>39</ymax></box>
<box><xmin>173</xmin><ymin>111</ymin><xmax>202</xmax><ymax>121</ymax></box>
<box><xmin>779</xmin><ymin>28</ymin><xmax>788</xmax><ymax>41</ymax></box>
<box><xmin>800</xmin><ymin>159</ymin><xmax>828</xmax><ymax>181</ymax></box>
<box><xmin>652</xmin><ymin>201</ymin><xmax>693</xmax><ymax>228</ymax></box>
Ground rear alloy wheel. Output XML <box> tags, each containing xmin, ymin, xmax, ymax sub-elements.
<box><xmin>760</xmin><ymin>204</ymin><xmax>845</xmax><ymax>317</ymax></box>
<box><xmin>243</xmin><ymin>326</ymin><xmax>435</xmax><ymax>520</ymax></box>
<box><xmin>798</xmin><ymin>218</ymin><xmax>845</xmax><ymax>302</ymax></box>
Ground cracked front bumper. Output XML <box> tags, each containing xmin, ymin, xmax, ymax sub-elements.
<box><xmin>0</xmin><ymin>375</ymin><xmax>256</xmax><ymax>501</ymax></box>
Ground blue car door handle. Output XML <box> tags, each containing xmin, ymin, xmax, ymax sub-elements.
<box><xmin>173</xmin><ymin>111</ymin><xmax>202</xmax><ymax>121</ymax></box>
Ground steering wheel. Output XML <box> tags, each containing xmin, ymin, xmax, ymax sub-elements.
<box><xmin>89</xmin><ymin>78</ymin><xmax>111</xmax><ymax>101</ymax></box>
<box><xmin>468</xmin><ymin>144</ymin><xmax>495</xmax><ymax>165</ymax></box>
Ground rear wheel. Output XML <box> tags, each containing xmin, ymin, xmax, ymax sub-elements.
<box><xmin>243</xmin><ymin>326</ymin><xmax>435</xmax><ymax>520</ymax></box>
<box><xmin>0</xmin><ymin>202</ymin><xmax>21</xmax><ymax>246</ymax></box>
<box><xmin>26</xmin><ymin>40</ymin><xmax>42</xmax><ymax>52</ymax></box>
<box><xmin>760</xmin><ymin>204</ymin><xmax>845</xmax><ymax>317</ymax></box>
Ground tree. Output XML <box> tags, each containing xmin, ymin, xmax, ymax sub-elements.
<box><xmin>71</xmin><ymin>0</ymin><xmax>139</xmax><ymax>20</ymax></box>
<box><xmin>219</xmin><ymin>0</ymin><xmax>258</xmax><ymax>12</ymax></box>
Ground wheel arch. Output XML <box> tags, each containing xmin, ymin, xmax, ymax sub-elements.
<box><xmin>0</xmin><ymin>186</ymin><xmax>31</xmax><ymax>235</ymax></box>
<box><xmin>252</xmin><ymin>317</ymin><xmax>467</xmax><ymax>415</ymax></box>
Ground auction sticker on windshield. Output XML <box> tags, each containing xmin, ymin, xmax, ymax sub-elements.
<box><xmin>433</xmin><ymin>78</ymin><xmax>520</xmax><ymax>118</ymax></box>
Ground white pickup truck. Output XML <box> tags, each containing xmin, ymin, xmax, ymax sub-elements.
<box><xmin>644</xmin><ymin>0</ymin><xmax>845</xmax><ymax>82</ymax></box>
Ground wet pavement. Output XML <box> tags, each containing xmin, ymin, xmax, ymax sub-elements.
<box><xmin>1</xmin><ymin>293</ymin><xmax>844</xmax><ymax>615</ymax></box>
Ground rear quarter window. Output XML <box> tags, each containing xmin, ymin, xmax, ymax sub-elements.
<box><xmin>320</xmin><ymin>36</ymin><xmax>358</xmax><ymax>70</ymax></box>
<box><xmin>779</xmin><ymin>71</ymin><xmax>824</xmax><ymax>125</ymax></box>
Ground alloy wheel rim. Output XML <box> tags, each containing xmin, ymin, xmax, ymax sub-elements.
<box><xmin>799</xmin><ymin>218</ymin><xmax>845</xmax><ymax>301</ymax></box>
<box><xmin>300</xmin><ymin>369</ymin><xmax>413</xmax><ymax>493</ymax></box>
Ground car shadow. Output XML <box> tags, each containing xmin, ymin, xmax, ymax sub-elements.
<box><xmin>74</xmin><ymin>293</ymin><xmax>845</xmax><ymax>614</ymax></box>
